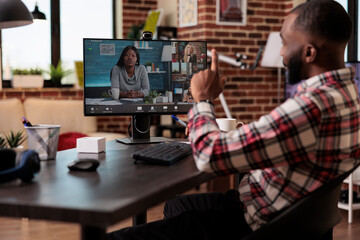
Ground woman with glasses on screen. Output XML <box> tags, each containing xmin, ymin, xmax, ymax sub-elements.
<box><xmin>110</xmin><ymin>46</ymin><xmax>150</xmax><ymax>99</ymax></box>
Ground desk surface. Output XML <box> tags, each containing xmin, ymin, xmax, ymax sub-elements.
<box><xmin>0</xmin><ymin>141</ymin><xmax>213</xmax><ymax>228</ymax></box>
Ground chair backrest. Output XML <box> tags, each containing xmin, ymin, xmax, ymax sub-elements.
<box><xmin>0</xmin><ymin>98</ymin><xmax>26</xmax><ymax>135</ymax></box>
<box><xmin>23</xmin><ymin>98</ymin><xmax>98</xmax><ymax>134</ymax></box>
<box><xmin>242</xmin><ymin>164</ymin><xmax>360</xmax><ymax>240</ymax></box>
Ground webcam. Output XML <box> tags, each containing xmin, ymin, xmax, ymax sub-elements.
<box><xmin>142</xmin><ymin>31</ymin><xmax>153</xmax><ymax>40</ymax></box>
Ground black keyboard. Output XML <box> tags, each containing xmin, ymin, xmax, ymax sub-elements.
<box><xmin>132</xmin><ymin>141</ymin><xmax>193</xmax><ymax>165</ymax></box>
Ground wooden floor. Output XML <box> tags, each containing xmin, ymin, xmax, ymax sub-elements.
<box><xmin>334</xmin><ymin>210</ymin><xmax>360</xmax><ymax>239</ymax></box>
<box><xmin>0</xmin><ymin>184</ymin><xmax>359</xmax><ymax>240</ymax></box>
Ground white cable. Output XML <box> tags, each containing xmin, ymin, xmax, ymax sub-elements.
<box><xmin>219</xmin><ymin>93</ymin><xmax>232</xmax><ymax>118</ymax></box>
<box><xmin>207</xmin><ymin>50</ymin><xmax>235</xmax><ymax>119</ymax></box>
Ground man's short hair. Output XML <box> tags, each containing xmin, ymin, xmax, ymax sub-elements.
<box><xmin>291</xmin><ymin>0</ymin><xmax>352</xmax><ymax>43</ymax></box>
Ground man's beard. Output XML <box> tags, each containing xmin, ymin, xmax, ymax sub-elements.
<box><xmin>286</xmin><ymin>51</ymin><xmax>304</xmax><ymax>85</ymax></box>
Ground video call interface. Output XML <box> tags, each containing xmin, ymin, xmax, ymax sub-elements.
<box><xmin>83</xmin><ymin>39</ymin><xmax>207</xmax><ymax>116</ymax></box>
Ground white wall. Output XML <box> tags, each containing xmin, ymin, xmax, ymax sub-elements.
<box><xmin>293</xmin><ymin>0</ymin><xmax>307</xmax><ymax>8</ymax></box>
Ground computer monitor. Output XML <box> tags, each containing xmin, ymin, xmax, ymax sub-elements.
<box><xmin>83</xmin><ymin>38</ymin><xmax>207</xmax><ymax>144</ymax></box>
<box><xmin>284</xmin><ymin>62</ymin><xmax>360</xmax><ymax>100</ymax></box>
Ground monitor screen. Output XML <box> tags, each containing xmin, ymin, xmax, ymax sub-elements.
<box><xmin>83</xmin><ymin>39</ymin><xmax>207</xmax><ymax>116</ymax></box>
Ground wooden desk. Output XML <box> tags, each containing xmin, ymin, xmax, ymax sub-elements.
<box><xmin>0</xmin><ymin>141</ymin><xmax>213</xmax><ymax>240</ymax></box>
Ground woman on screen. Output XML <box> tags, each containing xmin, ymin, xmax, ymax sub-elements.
<box><xmin>110</xmin><ymin>46</ymin><xmax>149</xmax><ymax>99</ymax></box>
<box><xmin>183</xmin><ymin>44</ymin><xmax>197</xmax><ymax>63</ymax></box>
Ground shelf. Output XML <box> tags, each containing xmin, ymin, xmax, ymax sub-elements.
<box><xmin>343</xmin><ymin>177</ymin><xmax>360</xmax><ymax>185</ymax></box>
<box><xmin>134</xmin><ymin>41</ymin><xmax>153</xmax><ymax>50</ymax></box>
<box><xmin>339</xmin><ymin>171</ymin><xmax>360</xmax><ymax>223</ymax></box>
<box><xmin>338</xmin><ymin>202</ymin><xmax>360</xmax><ymax>210</ymax></box>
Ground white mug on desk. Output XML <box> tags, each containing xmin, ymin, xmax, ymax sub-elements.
<box><xmin>108</xmin><ymin>88</ymin><xmax>120</xmax><ymax>100</ymax></box>
<box><xmin>216</xmin><ymin>118</ymin><xmax>244</xmax><ymax>132</ymax></box>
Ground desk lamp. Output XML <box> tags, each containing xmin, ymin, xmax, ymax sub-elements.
<box><xmin>161</xmin><ymin>45</ymin><xmax>172</xmax><ymax>94</ymax></box>
<box><xmin>261</xmin><ymin>32</ymin><xmax>284</xmax><ymax>104</ymax></box>
<box><xmin>161</xmin><ymin>45</ymin><xmax>172</xmax><ymax>68</ymax></box>
<box><xmin>0</xmin><ymin>0</ymin><xmax>33</xmax><ymax>89</ymax></box>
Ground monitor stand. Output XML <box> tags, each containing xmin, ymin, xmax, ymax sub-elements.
<box><xmin>116</xmin><ymin>115</ymin><xmax>171</xmax><ymax>145</ymax></box>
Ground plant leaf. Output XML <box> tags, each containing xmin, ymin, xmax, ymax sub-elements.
<box><xmin>0</xmin><ymin>134</ymin><xmax>7</xmax><ymax>148</ymax></box>
<box><xmin>5</xmin><ymin>130</ymin><xmax>26</xmax><ymax>148</ymax></box>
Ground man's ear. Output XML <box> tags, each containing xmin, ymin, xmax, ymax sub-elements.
<box><xmin>303</xmin><ymin>44</ymin><xmax>317</xmax><ymax>63</ymax></box>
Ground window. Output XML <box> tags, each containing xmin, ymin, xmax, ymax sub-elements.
<box><xmin>335</xmin><ymin>0</ymin><xmax>349</xmax><ymax>61</ymax></box>
<box><xmin>336</xmin><ymin>0</ymin><xmax>348</xmax><ymax>10</ymax></box>
<box><xmin>1</xmin><ymin>0</ymin><xmax>50</xmax><ymax>80</ymax></box>
<box><xmin>1</xmin><ymin>0</ymin><xmax>113</xmax><ymax>85</ymax></box>
<box><xmin>60</xmin><ymin>0</ymin><xmax>113</xmax><ymax>84</ymax></box>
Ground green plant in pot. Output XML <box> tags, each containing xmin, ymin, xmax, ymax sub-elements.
<box><xmin>13</xmin><ymin>68</ymin><xmax>43</xmax><ymax>75</ymax></box>
<box><xmin>145</xmin><ymin>62</ymin><xmax>152</xmax><ymax>72</ymax></box>
<box><xmin>144</xmin><ymin>90</ymin><xmax>160</xmax><ymax>104</ymax></box>
<box><xmin>48</xmin><ymin>61</ymin><xmax>72</xmax><ymax>87</ymax></box>
<box><xmin>0</xmin><ymin>130</ymin><xmax>26</xmax><ymax>148</ymax></box>
<box><xmin>127</xmin><ymin>23</ymin><xmax>145</xmax><ymax>40</ymax></box>
<box><xmin>12</xmin><ymin>68</ymin><xmax>44</xmax><ymax>88</ymax></box>
<box><xmin>0</xmin><ymin>134</ymin><xmax>6</xmax><ymax>148</ymax></box>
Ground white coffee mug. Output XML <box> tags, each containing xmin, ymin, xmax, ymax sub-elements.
<box><xmin>108</xmin><ymin>88</ymin><xmax>120</xmax><ymax>100</ymax></box>
<box><xmin>216</xmin><ymin>118</ymin><xmax>244</xmax><ymax>132</ymax></box>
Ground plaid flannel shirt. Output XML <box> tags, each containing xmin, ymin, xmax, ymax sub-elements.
<box><xmin>188</xmin><ymin>67</ymin><xmax>360</xmax><ymax>230</ymax></box>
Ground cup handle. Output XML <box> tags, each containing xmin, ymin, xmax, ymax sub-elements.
<box><xmin>108</xmin><ymin>90</ymin><xmax>113</xmax><ymax>98</ymax></box>
<box><xmin>236</xmin><ymin>122</ymin><xmax>245</xmax><ymax>128</ymax></box>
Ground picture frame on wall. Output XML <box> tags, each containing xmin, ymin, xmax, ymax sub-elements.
<box><xmin>179</xmin><ymin>0</ymin><xmax>197</xmax><ymax>27</ymax></box>
<box><xmin>216</xmin><ymin>0</ymin><xmax>247</xmax><ymax>26</ymax></box>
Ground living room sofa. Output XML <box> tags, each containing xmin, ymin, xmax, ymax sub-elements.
<box><xmin>0</xmin><ymin>98</ymin><xmax>126</xmax><ymax>149</ymax></box>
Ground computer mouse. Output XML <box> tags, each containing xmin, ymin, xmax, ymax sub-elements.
<box><xmin>67</xmin><ymin>159</ymin><xmax>100</xmax><ymax>172</ymax></box>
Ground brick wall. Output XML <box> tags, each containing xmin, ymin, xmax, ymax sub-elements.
<box><xmin>122</xmin><ymin>0</ymin><xmax>158</xmax><ymax>38</ymax></box>
<box><xmin>177</xmin><ymin>0</ymin><xmax>293</xmax><ymax>123</ymax></box>
<box><xmin>0</xmin><ymin>88</ymin><xmax>84</xmax><ymax>101</ymax></box>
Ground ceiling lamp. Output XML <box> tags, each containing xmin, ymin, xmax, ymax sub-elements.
<box><xmin>0</xmin><ymin>0</ymin><xmax>33</xmax><ymax>29</ymax></box>
<box><xmin>31</xmin><ymin>2</ymin><xmax>46</xmax><ymax>20</ymax></box>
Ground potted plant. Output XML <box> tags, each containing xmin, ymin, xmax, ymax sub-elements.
<box><xmin>0</xmin><ymin>134</ymin><xmax>6</xmax><ymax>148</ymax></box>
<box><xmin>12</xmin><ymin>67</ymin><xmax>44</xmax><ymax>88</ymax></box>
<box><xmin>127</xmin><ymin>23</ymin><xmax>145</xmax><ymax>40</ymax></box>
<box><xmin>145</xmin><ymin>62</ymin><xmax>152</xmax><ymax>72</ymax></box>
<box><xmin>0</xmin><ymin>130</ymin><xmax>26</xmax><ymax>149</ymax></box>
<box><xmin>47</xmin><ymin>61</ymin><xmax>72</xmax><ymax>87</ymax></box>
<box><xmin>144</xmin><ymin>90</ymin><xmax>160</xmax><ymax>104</ymax></box>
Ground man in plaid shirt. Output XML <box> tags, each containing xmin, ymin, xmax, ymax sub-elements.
<box><xmin>107</xmin><ymin>1</ymin><xmax>360</xmax><ymax>239</ymax></box>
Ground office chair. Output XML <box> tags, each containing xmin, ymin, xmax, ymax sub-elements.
<box><xmin>241</xmin><ymin>164</ymin><xmax>360</xmax><ymax>240</ymax></box>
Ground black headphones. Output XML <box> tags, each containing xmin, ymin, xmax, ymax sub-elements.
<box><xmin>0</xmin><ymin>149</ymin><xmax>40</xmax><ymax>183</ymax></box>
